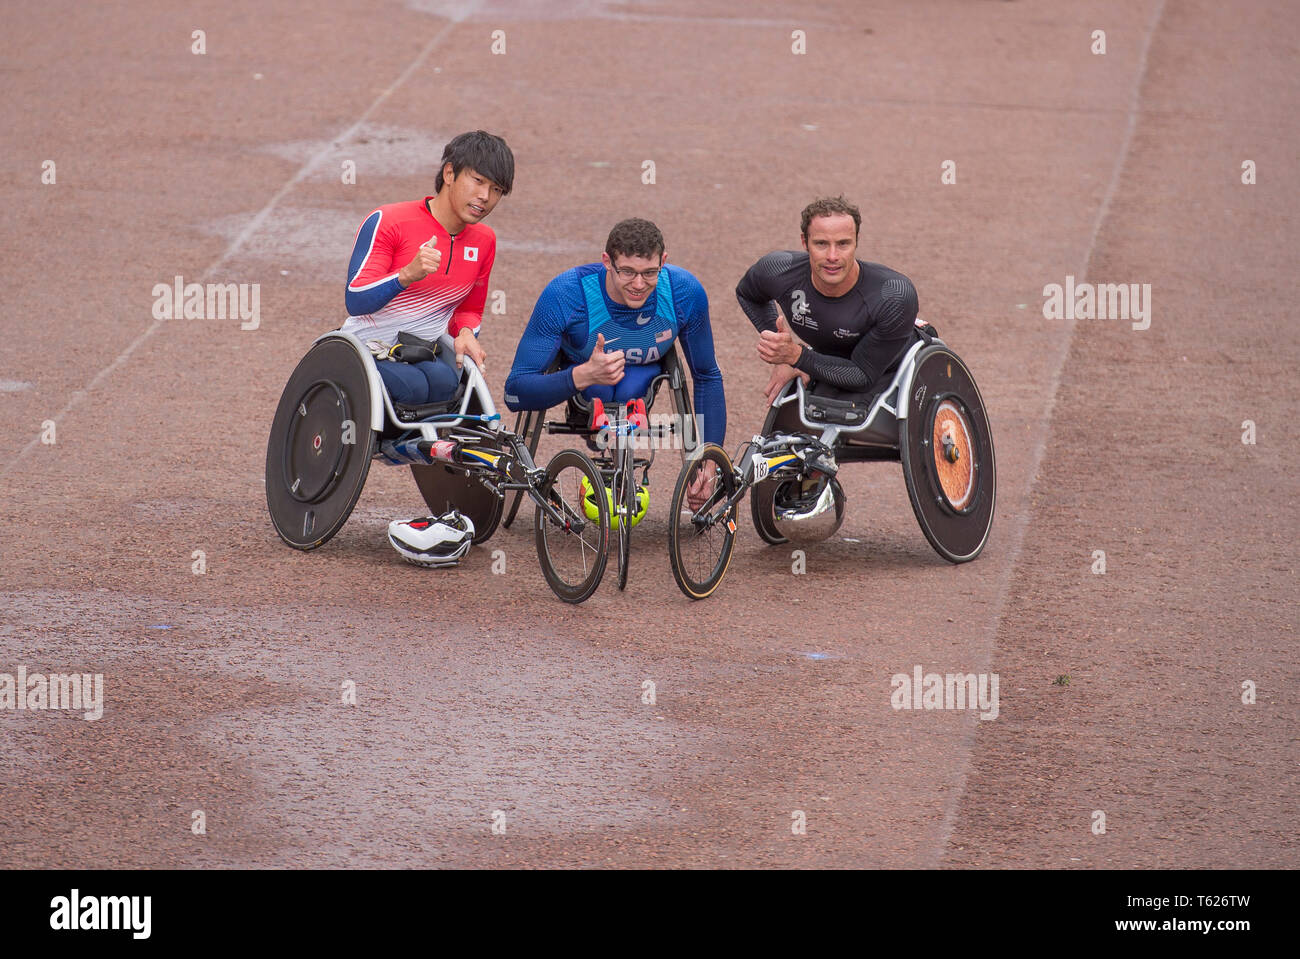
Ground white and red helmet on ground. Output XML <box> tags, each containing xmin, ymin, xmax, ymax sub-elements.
<box><xmin>387</xmin><ymin>511</ymin><xmax>475</xmax><ymax>567</ymax></box>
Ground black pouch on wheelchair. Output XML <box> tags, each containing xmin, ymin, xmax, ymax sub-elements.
<box><xmin>390</xmin><ymin>330</ymin><xmax>439</xmax><ymax>364</ymax></box>
<box><xmin>803</xmin><ymin>393</ymin><xmax>873</xmax><ymax>427</ymax></box>
<box><xmin>385</xmin><ymin>332</ymin><xmax>465</xmax><ymax>423</ymax></box>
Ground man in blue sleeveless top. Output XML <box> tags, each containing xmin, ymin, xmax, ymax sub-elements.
<box><xmin>504</xmin><ymin>218</ymin><xmax>726</xmax><ymax>451</ymax></box>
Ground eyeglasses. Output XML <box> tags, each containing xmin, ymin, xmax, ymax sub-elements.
<box><xmin>612</xmin><ymin>265</ymin><xmax>662</xmax><ymax>282</ymax></box>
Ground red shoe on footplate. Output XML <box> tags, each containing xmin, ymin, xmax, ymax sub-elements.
<box><xmin>590</xmin><ymin>397</ymin><xmax>610</xmax><ymax>433</ymax></box>
<box><xmin>627</xmin><ymin>398</ymin><xmax>648</xmax><ymax>432</ymax></box>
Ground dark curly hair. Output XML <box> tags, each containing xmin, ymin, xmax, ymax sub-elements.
<box><xmin>605</xmin><ymin>218</ymin><xmax>665</xmax><ymax>262</ymax></box>
<box><xmin>800</xmin><ymin>196</ymin><xmax>861</xmax><ymax>238</ymax></box>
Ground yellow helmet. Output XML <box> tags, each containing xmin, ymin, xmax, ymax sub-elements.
<box><xmin>582</xmin><ymin>476</ymin><xmax>649</xmax><ymax>529</ymax></box>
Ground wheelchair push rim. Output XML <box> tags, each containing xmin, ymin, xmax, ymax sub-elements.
<box><xmin>266</xmin><ymin>338</ymin><xmax>377</xmax><ymax>550</ymax></box>
<box><xmin>899</xmin><ymin>346</ymin><xmax>996</xmax><ymax>563</ymax></box>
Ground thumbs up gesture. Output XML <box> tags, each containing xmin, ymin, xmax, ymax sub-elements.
<box><xmin>758</xmin><ymin>313</ymin><xmax>801</xmax><ymax>366</ymax></box>
<box><xmin>399</xmin><ymin>234</ymin><xmax>443</xmax><ymax>285</ymax></box>
<box><xmin>574</xmin><ymin>331</ymin><xmax>626</xmax><ymax>390</ymax></box>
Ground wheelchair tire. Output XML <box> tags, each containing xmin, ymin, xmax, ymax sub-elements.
<box><xmin>410</xmin><ymin>463</ymin><xmax>503</xmax><ymax>545</ymax></box>
<box><xmin>266</xmin><ymin>338</ymin><xmax>378</xmax><ymax>550</ymax></box>
<box><xmin>668</xmin><ymin>443</ymin><xmax>738</xmax><ymax>600</ymax></box>
<box><xmin>749</xmin><ymin>398</ymin><xmax>807</xmax><ymax>546</ymax></box>
<box><xmin>899</xmin><ymin>346</ymin><xmax>996</xmax><ymax>563</ymax></box>
<box><xmin>614</xmin><ymin>429</ymin><xmax>635</xmax><ymax>591</ymax></box>
<box><xmin>534</xmin><ymin>448</ymin><xmax>610</xmax><ymax>604</ymax></box>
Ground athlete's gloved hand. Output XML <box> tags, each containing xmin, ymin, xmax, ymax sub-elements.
<box><xmin>573</xmin><ymin>333</ymin><xmax>625</xmax><ymax>389</ymax></box>
<box><xmin>763</xmin><ymin>363</ymin><xmax>810</xmax><ymax>405</ymax></box>
<box><xmin>757</xmin><ymin>314</ymin><xmax>802</xmax><ymax>367</ymax></box>
<box><xmin>454</xmin><ymin>327</ymin><xmax>486</xmax><ymax>372</ymax></box>
<box><xmin>399</xmin><ymin>235</ymin><xmax>443</xmax><ymax>286</ymax></box>
<box><xmin>686</xmin><ymin>461</ymin><xmax>720</xmax><ymax>512</ymax></box>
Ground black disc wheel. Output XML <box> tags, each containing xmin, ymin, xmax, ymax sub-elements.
<box><xmin>502</xmin><ymin>408</ymin><xmax>543</xmax><ymax>530</ymax></box>
<box><xmin>266</xmin><ymin>338</ymin><xmax>377</xmax><ymax>549</ymax></box>
<box><xmin>410</xmin><ymin>462</ymin><xmax>503</xmax><ymax>545</ymax></box>
<box><xmin>534</xmin><ymin>448</ymin><xmax>610</xmax><ymax>603</ymax></box>
<box><xmin>668</xmin><ymin>443</ymin><xmax>738</xmax><ymax>600</ymax></box>
<box><xmin>750</xmin><ymin>398</ymin><xmax>806</xmax><ymax>546</ymax></box>
<box><xmin>899</xmin><ymin>346</ymin><xmax>996</xmax><ymax>562</ymax></box>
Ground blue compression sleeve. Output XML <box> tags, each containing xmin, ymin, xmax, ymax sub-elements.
<box><xmin>504</xmin><ymin>274</ymin><xmax>581</xmax><ymax>411</ymax></box>
<box><xmin>671</xmin><ymin>272</ymin><xmax>726</xmax><ymax>446</ymax></box>
<box><xmin>345</xmin><ymin>210</ymin><xmax>406</xmax><ymax>316</ymax></box>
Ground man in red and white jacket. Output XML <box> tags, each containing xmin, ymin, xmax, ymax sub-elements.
<box><xmin>340</xmin><ymin>130</ymin><xmax>514</xmax><ymax>405</ymax></box>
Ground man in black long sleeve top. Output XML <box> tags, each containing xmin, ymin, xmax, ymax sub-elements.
<box><xmin>736</xmin><ymin>196</ymin><xmax>919</xmax><ymax>404</ymax></box>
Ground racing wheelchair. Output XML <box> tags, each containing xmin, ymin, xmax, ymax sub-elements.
<box><xmin>667</xmin><ymin>323</ymin><xmax>996</xmax><ymax>599</ymax></box>
<box><xmin>499</xmin><ymin>343</ymin><xmax>698</xmax><ymax>591</ymax></box>
<box><xmin>264</xmin><ymin>330</ymin><xmax>611</xmax><ymax>603</ymax></box>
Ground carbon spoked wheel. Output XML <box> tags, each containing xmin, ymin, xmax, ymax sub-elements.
<box><xmin>668</xmin><ymin>444</ymin><xmax>737</xmax><ymax>600</ymax></box>
<box><xmin>899</xmin><ymin>346</ymin><xmax>996</xmax><ymax>562</ymax></box>
<box><xmin>411</xmin><ymin>463</ymin><xmax>503</xmax><ymax>544</ymax></box>
<box><xmin>614</xmin><ymin>440</ymin><xmax>634</xmax><ymax>591</ymax></box>
<box><xmin>535</xmin><ymin>448</ymin><xmax>609</xmax><ymax>603</ymax></box>
<box><xmin>750</xmin><ymin>399</ymin><xmax>805</xmax><ymax>546</ymax></box>
<box><xmin>266</xmin><ymin>339</ymin><xmax>377</xmax><ymax>549</ymax></box>
<box><xmin>502</xmin><ymin>408</ymin><xmax>543</xmax><ymax>530</ymax></box>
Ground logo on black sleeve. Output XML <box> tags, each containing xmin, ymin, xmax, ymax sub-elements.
<box><xmin>790</xmin><ymin>289</ymin><xmax>817</xmax><ymax>330</ymax></box>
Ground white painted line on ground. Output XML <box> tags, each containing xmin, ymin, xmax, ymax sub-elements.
<box><xmin>929</xmin><ymin>0</ymin><xmax>1169</xmax><ymax>867</ymax></box>
<box><xmin>2</xmin><ymin>17</ymin><xmax>464</xmax><ymax>478</ymax></box>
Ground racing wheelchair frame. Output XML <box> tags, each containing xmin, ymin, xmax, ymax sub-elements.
<box><xmin>667</xmin><ymin>325</ymin><xmax>996</xmax><ymax>599</ymax></box>
<box><xmin>499</xmin><ymin>343</ymin><xmax>698</xmax><ymax>592</ymax></box>
<box><xmin>264</xmin><ymin>330</ymin><xmax>612</xmax><ymax>603</ymax></box>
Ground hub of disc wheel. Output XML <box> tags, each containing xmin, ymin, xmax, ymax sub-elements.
<box><xmin>930</xmin><ymin>398</ymin><xmax>975</xmax><ymax>512</ymax></box>
<box><xmin>283</xmin><ymin>380</ymin><xmax>350</xmax><ymax>503</ymax></box>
